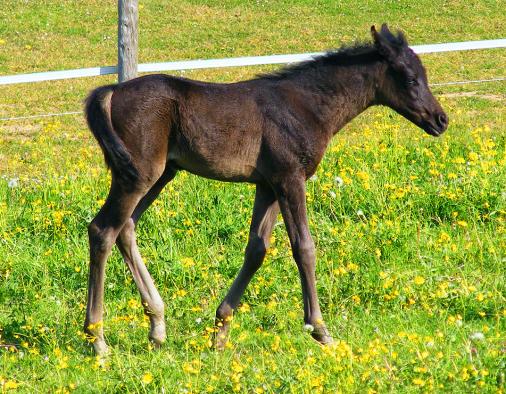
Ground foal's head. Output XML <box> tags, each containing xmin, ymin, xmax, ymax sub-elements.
<box><xmin>372</xmin><ymin>24</ymin><xmax>448</xmax><ymax>136</ymax></box>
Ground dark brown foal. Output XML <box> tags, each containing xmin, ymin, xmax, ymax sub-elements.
<box><xmin>84</xmin><ymin>25</ymin><xmax>448</xmax><ymax>355</ymax></box>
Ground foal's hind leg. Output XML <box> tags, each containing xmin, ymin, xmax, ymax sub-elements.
<box><xmin>84</xmin><ymin>181</ymin><xmax>145</xmax><ymax>356</ymax></box>
<box><xmin>116</xmin><ymin>166</ymin><xmax>177</xmax><ymax>348</ymax></box>
<box><xmin>215</xmin><ymin>184</ymin><xmax>279</xmax><ymax>350</ymax></box>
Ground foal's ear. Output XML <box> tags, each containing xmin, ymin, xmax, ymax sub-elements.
<box><xmin>371</xmin><ymin>23</ymin><xmax>408</xmax><ymax>68</ymax></box>
<box><xmin>371</xmin><ymin>24</ymin><xmax>399</xmax><ymax>63</ymax></box>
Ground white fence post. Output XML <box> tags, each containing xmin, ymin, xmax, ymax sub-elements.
<box><xmin>118</xmin><ymin>0</ymin><xmax>138</xmax><ymax>83</ymax></box>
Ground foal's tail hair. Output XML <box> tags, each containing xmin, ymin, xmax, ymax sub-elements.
<box><xmin>85</xmin><ymin>85</ymin><xmax>139</xmax><ymax>185</ymax></box>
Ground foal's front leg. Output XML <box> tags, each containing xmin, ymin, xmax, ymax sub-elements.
<box><xmin>275</xmin><ymin>175</ymin><xmax>333</xmax><ymax>345</ymax></box>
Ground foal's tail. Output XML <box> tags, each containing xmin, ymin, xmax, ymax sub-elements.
<box><xmin>85</xmin><ymin>85</ymin><xmax>139</xmax><ymax>185</ymax></box>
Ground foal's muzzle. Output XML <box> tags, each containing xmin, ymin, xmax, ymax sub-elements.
<box><xmin>423</xmin><ymin>112</ymin><xmax>449</xmax><ymax>137</ymax></box>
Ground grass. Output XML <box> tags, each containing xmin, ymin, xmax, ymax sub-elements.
<box><xmin>1</xmin><ymin>1</ymin><xmax>505</xmax><ymax>393</ymax></box>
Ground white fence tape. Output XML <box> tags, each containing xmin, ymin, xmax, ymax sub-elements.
<box><xmin>0</xmin><ymin>39</ymin><xmax>505</xmax><ymax>86</ymax></box>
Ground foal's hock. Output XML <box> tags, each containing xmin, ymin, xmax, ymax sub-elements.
<box><xmin>84</xmin><ymin>24</ymin><xmax>448</xmax><ymax>355</ymax></box>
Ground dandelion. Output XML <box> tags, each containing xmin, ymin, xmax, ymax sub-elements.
<box><xmin>181</xmin><ymin>257</ymin><xmax>195</xmax><ymax>267</ymax></box>
<box><xmin>141</xmin><ymin>372</ymin><xmax>153</xmax><ymax>384</ymax></box>
<box><xmin>3</xmin><ymin>380</ymin><xmax>19</xmax><ymax>390</ymax></box>
<box><xmin>127</xmin><ymin>299</ymin><xmax>140</xmax><ymax>309</ymax></box>
<box><xmin>334</xmin><ymin>176</ymin><xmax>344</xmax><ymax>187</ymax></box>
<box><xmin>413</xmin><ymin>276</ymin><xmax>425</xmax><ymax>285</ymax></box>
<box><xmin>7</xmin><ymin>178</ymin><xmax>19</xmax><ymax>188</ymax></box>
<box><xmin>470</xmin><ymin>332</ymin><xmax>485</xmax><ymax>342</ymax></box>
<box><xmin>271</xmin><ymin>335</ymin><xmax>281</xmax><ymax>352</ymax></box>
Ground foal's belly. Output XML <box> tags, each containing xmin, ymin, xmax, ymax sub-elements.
<box><xmin>168</xmin><ymin>119</ymin><xmax>265</xmax><ymax>182</ymax></box>
<box><xmin>175</xmin><ymin>156</ymin><xmax>260</xmax><ymax>182</ymax></box>
<box><xmin>168</xmin><ymin>146</ymin><xmax>262</xmax><ymax>183</ymax></box>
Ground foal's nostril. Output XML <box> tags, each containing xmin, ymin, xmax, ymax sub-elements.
<box><xmin>436</xmin><ymin>113</ymin><xmax>448</xmax><ymax>129</ymax></box>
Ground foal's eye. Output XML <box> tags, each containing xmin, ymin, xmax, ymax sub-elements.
<box><xmin>407</xmin><ymin>78</ymin><xmax>417</xmax><ymax>86</ymax></box>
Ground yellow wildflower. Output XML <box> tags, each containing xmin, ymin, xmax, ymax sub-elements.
<box><xmin>141</xmin><ymin>372</ymin><xmax>153</xmax><ymax>384</ymax></box>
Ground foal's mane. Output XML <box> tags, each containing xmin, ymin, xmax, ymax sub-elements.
<box><xmin>257</xmin><ymin>42</ymin><xmax>381</xmax><ymax>81</ymax></box>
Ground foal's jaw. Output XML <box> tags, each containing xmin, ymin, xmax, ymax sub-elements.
<box><xmin>398</xmin><ymin>107</ymin><xmax>449</xmax><ymax>137</ymax></box>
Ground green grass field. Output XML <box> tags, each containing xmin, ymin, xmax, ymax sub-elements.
<box><xmin>1</xmin><ymin>1</ymin><xmax>505</xmax><ymax>392</ymax></box>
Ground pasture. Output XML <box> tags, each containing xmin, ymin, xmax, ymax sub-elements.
<box><xmin>1</xmin><ymin>1</ymin><xmax>505</xmax><ymax>392</ymax></box>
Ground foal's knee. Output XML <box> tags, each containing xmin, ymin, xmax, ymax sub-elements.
<box><xmin>293</xmin><ymin>238</ymin><xmax>316</xmax><ymax>264</ymax></box>
<box><xmin>118</xmin><ymin>218</ymin><xmax>135</xmax><ymax>245</ymax></box>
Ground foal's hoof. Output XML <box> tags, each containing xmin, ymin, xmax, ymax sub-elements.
<box><xmin>213</xmin><ymin>319</ymin><xmax>232</xmax><ymax>351</ymax></box>
<box><xmin>149</xmin><ymin>323</ymin><xmax>166</xmax><ymax>349</ymax></box>
<box><xmin>93</xmin><ymin>340</ymin><xmax>110</xmax><ymax>357</ymax></box>
<box><xmin>312</xmin><ymin>330</ymin><xmax>334</xmax><ymax>346</ymax></box>
<box><xmin>214</xmin><ymin>326</ymin><xmax>231</xmax><ymax>351</ymax></box>
<box><xmin>304</xmin><ymin>323</ymin><xmax>334</xmax><ymax>346</ymax></box>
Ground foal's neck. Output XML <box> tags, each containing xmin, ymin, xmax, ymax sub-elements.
<box><xmin>294</xmin><ymin>58</ymin><xmax>385</xmax><ymax>134</ymax></box>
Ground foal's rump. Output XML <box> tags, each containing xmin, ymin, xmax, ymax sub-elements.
<box><xmin>86</xmin><ymin>75</ymin><xmax>180</xmax><ymax>186</ymax></box>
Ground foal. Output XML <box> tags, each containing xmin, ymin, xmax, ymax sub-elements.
<box><xmin>84</xmin><ymin>24</ymin><xmax>448</xmax><ymax>355</ymax></box>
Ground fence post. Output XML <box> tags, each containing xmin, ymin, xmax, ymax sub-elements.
<box><xmin>118</xmin><ymin>0</ymin><xmax>138</xmax><ymax>83</ymax></box>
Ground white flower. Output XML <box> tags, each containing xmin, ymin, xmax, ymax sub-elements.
<box><xmin>8</xmin><ymin>178</ymin><xmax>19</xmax><ymax>188</ymax></box>
<box><xmin>329</xmin><ymin>191</ymin><xmax>337</xmax><ymax>199</ymax></box>
<box><xmin>195</xmin><ymin>317</ymin><xmax>202</xmax><ymax>324</ymax></box>
<box><xmin>334</xmin><ymin>176</ymin><xmax>344</xmax><ymax>187</ymax></box>
<box><xmin>303</xmin><ymin>324</ymin><xmax>314</xmax><ymax>332</ymax></box>
<box><xmin>310</xmin><ymin>174</ymin><xmax>318</xmax><ymax>182</ymax></box>
<box><xmin>470</xmin><ymin>332</ymin><xmax>485</xmax><ymax>341</ymax></box>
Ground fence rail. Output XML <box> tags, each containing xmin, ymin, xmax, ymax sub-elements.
<box><xmin>0</xmin><ymin>39</ymin><xmax>505</xmax><ymax>86</ymax></box>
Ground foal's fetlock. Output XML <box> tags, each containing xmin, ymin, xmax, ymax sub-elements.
<box><xmin>84</xmin><ymin>322</ymin><xmax>110</xmax><ymax>356</ymax></box>
<box><xmin>214</xmin><ymin>314</ymin><xmax>233</xmax><ymax>351</ymax></box>
<box><xmin>93</xmin><ymin>339</ymin><xmax>110</xmax><ymax>357</ymax></box>
<box><xmin>86</xmin><ymin>333</ymin><xmax>109</xmax><ymax>357</ymax></box>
